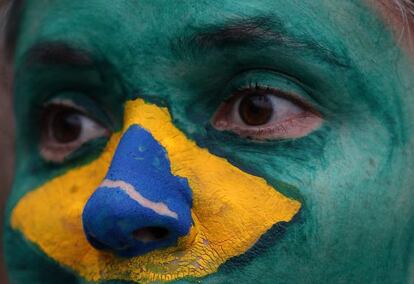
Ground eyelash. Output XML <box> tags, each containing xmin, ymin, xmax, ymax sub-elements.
<box><xmin>229</xmin><ymin>81</ymin><xmax>312</xmax><ymax>109</ymax></box>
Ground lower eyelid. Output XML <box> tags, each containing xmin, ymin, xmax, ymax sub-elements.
<box><xmin>224</xmin><ymin>112</ymin><xmax>323</xmax><ymax>140</ymax></box>
<box><xmin>40</xmin><ymin>142</ymin><xmax>81</xmax><ymax>163</ymax></box>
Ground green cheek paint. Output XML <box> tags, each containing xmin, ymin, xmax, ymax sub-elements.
<box><xmin>5</xmin><ymin>0</ymin><xmax>414</xmax><ymax>283</ymax></box>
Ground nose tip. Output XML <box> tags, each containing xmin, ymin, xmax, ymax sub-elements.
<box><xmin>82</xmin><ymin>125</ymin><xmax>193</xmax><ymax>257</ymax></box>
<box><xmin>83</xmin><ymin>185</ymin><xmax>191</xmax><ymax>257</ymax></box>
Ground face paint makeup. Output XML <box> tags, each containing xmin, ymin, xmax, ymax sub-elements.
<box><xmin>4</xmin><ymin>1</ymin><xmax>414</xmax><ymax>283</ymax></box>
<box><xmin>11</xmin><ymin>99</ymin><xmax>300</xmax><ymax>282</ymax></box>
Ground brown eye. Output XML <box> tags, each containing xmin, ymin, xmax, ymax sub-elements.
<box><xmin>48</xmin><ymin>107</ymin><xmax>83</xmax><ymax>143</ymax></box>
<box><xmin>212</xmin><ymin>86</ymin><xmax>323</xmax><ymax>140</ymax></box>
<box><xmin>239</xmin><ymin>94</ymin><xmax>273</xmax><ymax>126</ymax></box>
<box><xmin>40</xmin><ymin>101</ymin><xmax>109</xmax><ymax>162</ymax></box>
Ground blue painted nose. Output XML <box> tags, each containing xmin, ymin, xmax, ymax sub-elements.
<box><xmin>82</xmin><ymin>125</ymin><xmax>193</xmax><ymax>257</ymax></box>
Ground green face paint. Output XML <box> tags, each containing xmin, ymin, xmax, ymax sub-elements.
<box><xmin>5</xmin><ymin>0</ymin><xmax>414</xmax><ymax>283</ymax></box>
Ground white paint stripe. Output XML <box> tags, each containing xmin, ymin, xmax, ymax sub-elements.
<box><xmin>100</xmin><ymin>179</ymin><xmax>178</xmax><ymax>220</ymax></box>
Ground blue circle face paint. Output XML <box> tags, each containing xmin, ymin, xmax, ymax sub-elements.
<box><xmin>82</xmin><ymin>125</ymin><xmax>193</xmax><ymax>257</ymax></box>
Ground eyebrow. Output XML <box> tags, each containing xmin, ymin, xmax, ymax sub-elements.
<box><xmin>23</xmin><ymin>42</ymin><xmax>95</xmax><ymax>67</ymax></box>
<box><xmin>175</xmin><ymin>16</ymin><xmax>349</xmax><ymax>67</ymax></box>
<box><xmin>22</xmin><ymin>16</ymin><xmax>348</xmax><ymax>69</ymax></box>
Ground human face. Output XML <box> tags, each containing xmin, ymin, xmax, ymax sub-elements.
<box><xmin>5</xmin><ymin>1</ymin><xmax>414</xmax><ymax>283</ymax></box>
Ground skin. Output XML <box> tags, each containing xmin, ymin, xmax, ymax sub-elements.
<box><xmin>4</xmin><ymin>0</ymin><xmax>414</xmax><ymax>283</ymax></box>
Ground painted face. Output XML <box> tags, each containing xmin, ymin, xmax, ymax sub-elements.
<box><xmin>4</xmin><ymin>1</ymin><xmax>414</xmax><ymax>283</ymax></box>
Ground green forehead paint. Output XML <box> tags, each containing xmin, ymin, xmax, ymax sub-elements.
<box><xmin>5</xmin><ymin>0</ymin><xmax>414</xmax><ymax>283</ymax></box>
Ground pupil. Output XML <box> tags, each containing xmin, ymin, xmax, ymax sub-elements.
<box><xmin>239</xmin><ymin>94</ymin><xmax>273</xmax><ymax>126</ymax></box>
<box><xmin>51</xmin><ymin>109</ymin><xmax>82</xmax><ymax>143</ymax></box>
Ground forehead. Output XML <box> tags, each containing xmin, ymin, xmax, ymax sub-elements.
<box><xmin>15</xmin><ymin>0</ymin><xmax>387</xmax><ymax>66</ymax></box>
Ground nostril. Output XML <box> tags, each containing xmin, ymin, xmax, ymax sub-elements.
<box><xmin>133</xmin><ymin>226</ymin><xmax>170</xmax><ymax>243</ymax></box>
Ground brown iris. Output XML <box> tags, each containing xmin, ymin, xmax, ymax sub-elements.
<box><xmin>42</xmin><ymin>105</ymin><xmax>83</xmax><ymax>143</ymax></box>
<box><xmin>238</xmin><ymin>94</ymin><xmax>273</xmax><ymax>126</ymax></box>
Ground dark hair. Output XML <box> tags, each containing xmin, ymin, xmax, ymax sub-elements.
<box><xmin>2</xmin><ymin>0</ymin><xmax>23</xmax><ymax>62</ymax></box>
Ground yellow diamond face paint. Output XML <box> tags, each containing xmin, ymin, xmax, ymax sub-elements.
<box><xmin>11</xmin><ymin>99</ymin><xmax>301</xmax><ymax>283</ymax></box>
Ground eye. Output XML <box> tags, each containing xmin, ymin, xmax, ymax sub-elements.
<box><xmin>40</xmin><ymin>100</ymin><xmax>110</xmax><ymax>162</ymax></box>
<box><xmin>212</xmin><ymin>86</ymin><xmax>323</xmax><ymax>140</ymax></box>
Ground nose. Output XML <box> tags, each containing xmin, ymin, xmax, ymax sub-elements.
<box><xmin>82</xmin><ymin>125</ymin><xmax>193</xmax><ymax>257</ymax></box>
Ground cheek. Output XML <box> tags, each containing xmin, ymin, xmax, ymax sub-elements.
<box><xmin>297</xmin><ymin>121</ymin><xmax>397</xmax><ymax>233</ymax></box>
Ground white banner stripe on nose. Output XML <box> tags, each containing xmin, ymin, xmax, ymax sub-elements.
<box><xmin>100</xmin><ymin>179</ymin><xmax>179</xmax><ymax>220</ymax></box>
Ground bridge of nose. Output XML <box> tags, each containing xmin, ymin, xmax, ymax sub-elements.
<box><xmin>105</xmin><ymin>124</ymin><xmax>192</xmax><ymax>205</ymax></box>
<box><xmin>82</xmin><ymin>125</ymin><xmax>193</xmax><ymax>257</ymax></box>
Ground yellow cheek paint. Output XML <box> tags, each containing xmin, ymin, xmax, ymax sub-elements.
<box><xmin>11</xmin><ymin>99</ymin><xmax>301</xmax><ymax>283</ymax></box>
